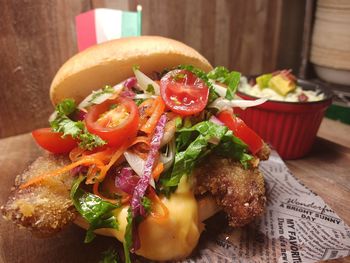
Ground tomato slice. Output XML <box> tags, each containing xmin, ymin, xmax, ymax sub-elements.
<box><xmin>85</xmin><ymin>97</ymin><xmax>139</xmax><ymax>147</ymax></box>
<box><xmin>160</xmin><ymin>69</ymin><xmax>209</xmax><ymax>116</ymax></box>
<box><xmin>217</xmin><ymin>111</ymin><xmax>263</xmax><ymax>154</ymax></box>
<box><xmin>32</xmin><ymin>128</ymin><xmax>77</xmax><ymax>154</ymax></box>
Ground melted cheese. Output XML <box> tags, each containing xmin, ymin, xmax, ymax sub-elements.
<box><xmin>110</xmin><ymin>177</ymin><xmax>201</xmax><ymax>261</ymax></box>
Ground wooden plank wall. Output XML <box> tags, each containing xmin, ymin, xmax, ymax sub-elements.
<box><xmin>0</xmin><ymin>0</ymin><xmax>305</xmax><ymax>138</ymax></box>
<box><xmin>0</xmin><ymin>0</ymin><xmax>90</xmax><ymax>138</ymax></box>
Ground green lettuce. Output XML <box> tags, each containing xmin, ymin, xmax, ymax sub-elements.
<box><xmin>160</xmin><ymin>120</ymin><xmax>252</xmax><ymax>191</ymax></box>
<box><xmin>207</xmin><ymin>66</ymin><xmax>241</xmax><ymax>100</ymax></box>
<box><xmin>99</xmin><ymin>248</ymin><xmax>119</xmax><ymax>263</ymax></box>
<box><xmin>123</xmin><ymin>209</ymin><xmax>133</xmax><ymax>263</ymax></box>
<box><xmin>70</xmin><ymin>176</ymin><xmax>120</xmax><ymax>243</ymax></box>
<box><xmin>50</xmin><ymin>99</ymin><xmax>106</xmax><ymax>150</ymax></box>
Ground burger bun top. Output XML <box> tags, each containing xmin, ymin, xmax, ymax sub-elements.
<box><xmin>50</xmin><ymin>36</ymin><xmax>213</xmax><ymax>105</ymax></box>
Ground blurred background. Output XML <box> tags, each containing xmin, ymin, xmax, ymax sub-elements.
<box><xmin>0</xmin><ymin>0</ymin><xmax>349</xmax><ymax>138</ymax></box>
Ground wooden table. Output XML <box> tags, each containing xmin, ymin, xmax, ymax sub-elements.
<box><xmin>0</xmin><ymin>118</ymin><xmax>349</xmax><ymax>262</ymax></box>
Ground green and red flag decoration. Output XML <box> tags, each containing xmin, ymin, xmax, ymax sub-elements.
<box><xmin>76</xmin><ymin>6</ymin><xmax>142</xmax><ymax>51</ymax></box>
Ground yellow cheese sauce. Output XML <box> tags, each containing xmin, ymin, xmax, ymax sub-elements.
<box><xmin>109</xmin><ymin>177</ymin><xmax>201</xmax><ymax>261</ymax></box>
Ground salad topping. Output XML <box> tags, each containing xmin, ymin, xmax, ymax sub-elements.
<box><xmin>25</xmin><ymin>65</ymin><xmax>267</xmax><ymax>262</ymax></box>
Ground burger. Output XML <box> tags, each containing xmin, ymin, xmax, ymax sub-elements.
<box><xmin>1</xmin><ymin>36</ymin><xmax>269</xmax><ymax>262</ymax></box>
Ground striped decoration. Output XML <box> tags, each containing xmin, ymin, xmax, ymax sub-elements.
<box><xmin>76</xmin><ymin>7</ymin><xmax>142</xmax><ymax>51</ymax></box>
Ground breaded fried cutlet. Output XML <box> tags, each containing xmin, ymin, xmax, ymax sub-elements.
<box><xmin>2</xmin><ymin>149</ymin><xmax>268</xmax><ymax>236</ymax></box>
<box><xmin>1</xmin><ymin>155</ymin><xmax>77</xmax><ymax>236</ymax></box>
<box><xmin>194</xmin><ymin>156</ymin><xmax>266</xmax><ymax>227</ymax></box>
<box><xmin>256</xmin><ymin>143</ymin><xmax>270</xmax><ymax>161</ymax></box>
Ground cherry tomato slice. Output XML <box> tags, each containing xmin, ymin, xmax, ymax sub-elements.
<box><xmin>32</xmin><ymin>128</ymin><xmax>77</xmax><ymax>154</ymax></box>
<box><xmin>85</xmin><ymin>97</ymin><xmax>139</xmax><ymax>147</ymax></box>
<box><xmin>217</xmin><ymin>111</ymin><xmax>263</xmax><ymax>154</ymax></box>
<box><xmin>160</xmin><ymin>69</ymin><xmax>209</xmax><ymax>116</ymax></box>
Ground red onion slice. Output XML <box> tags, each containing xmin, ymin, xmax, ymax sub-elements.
<box><xmin>120</xmin><ymin>89</ymin><xmax>136</xmax><ymax>99</ymax></box>
<box><xmin>209</xmin><ymin>115</ymin><xmax>224</xmax><ymax>126</ymax></box>
<box><xmin>115</xmin><ymin>167</ymin><xmax>140</xmax><ymax>195</ymax></box>
<box><xmin>70</xmin><ymin>165</ymin><xmax>88</xmax><ymax>176</ymax></box>
<box><xmin>124</xmin><ymin>77</ymin><xmax>137</xmax><ymax>89</ymax></box>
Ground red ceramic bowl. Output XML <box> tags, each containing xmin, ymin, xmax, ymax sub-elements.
<box><xmin>236</xmin><ymin>79</ymin><xmax>333</xmax><ymax>159</ymax></box>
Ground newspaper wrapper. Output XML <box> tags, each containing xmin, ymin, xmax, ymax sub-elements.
<box><xmin>180</xmin><ymin>151</ymin><xmax>350</xmax><ymax>263</ymax></box>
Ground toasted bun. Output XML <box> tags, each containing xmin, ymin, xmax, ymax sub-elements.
<box><xmin>50</xmin><ymin>36</ymin><xmax>213</xmax><ymax>105</ymax></box>
<box><xmin>74</xmin><ymin>195</ymin><xmax>219</xmax><ymax>238</ymax></box>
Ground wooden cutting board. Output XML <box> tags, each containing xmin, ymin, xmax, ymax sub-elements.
<box><xmin>0</xmin><ymin>120</ymin><xmax>349</xmax><ymax>262</ymax></box>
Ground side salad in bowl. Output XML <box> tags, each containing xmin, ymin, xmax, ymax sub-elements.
<box><xmin>236</xmin><ymin>70</ymin><xmax>332</xmax><ymax>159</ymax></box>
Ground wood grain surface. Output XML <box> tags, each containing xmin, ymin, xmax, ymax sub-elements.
<box><xmin>0</xmin><ymin>0</ymin><xmax>91</xmax><ymax>139</ymax></box>
<box><xmin>0</xmin><ymin>118</ymin><xmax>349</xmax><ymax>262</ymax></box>
<box><xmin>0</xmin><ymin>0</ymin><xmax>306</xmax><ymax>138</ymax></box>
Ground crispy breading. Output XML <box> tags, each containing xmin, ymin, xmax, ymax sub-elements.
<box><xmin>194</xmin><ymin>156</ymin><xmax>266</xmax><ymax>227</ymax></box>
<box><xmin>256</xmin><ymin>143</ymin><xmax>271</xmax><ymax>161</ymax></box>
<box><xmin>1</xmin><ymin>155</ymin><xmax>77</xmax><ymax>236</ymax></box>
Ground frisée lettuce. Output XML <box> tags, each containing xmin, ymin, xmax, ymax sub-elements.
<box><xmin>50</xmin><ymin>99</ymin><xmax>106</xmax><ymax>150</ymax></box>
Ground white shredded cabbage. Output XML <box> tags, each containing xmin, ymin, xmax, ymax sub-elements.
<box><xmin>160</xmin><ymin>139</ymin><xmax>176</xmax><ymax>171</ymax></box>
<box><xmin>78</xmin><ymin>83</ymin><xmax>123</xmax><ymax>109</ymax></box>
<box><xmin>133</xmin><ymin>69</ymin><xmax>160</xmax><ymax>95</ymax></box>
<box><xmin>209</xmin><ymin>97</ymin><xmax>267</xmax><ymax>112</ymax></box>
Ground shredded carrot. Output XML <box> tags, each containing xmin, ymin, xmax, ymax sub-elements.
<box><xmin>138</xmin><ymin>98</ymin><xmax>154</xmax><ymax>110</ymax></box>
<box><xmin>92</xmin><ymin>182</ymin><xmax>119</xmax><ymax>204</ymax></box>
<box><xmin>148</xmin><ymin>188</ymin><xmax>169</xmax><ymax>222</ymax></box>
<box><xmin>70</xmin><ymin>146</ymin><xmax>115</xmax><ymax>164</ymax></box>
<box><xmin>86</xmin><ymin>165</ymin><xmax>100</xmax><ymax>184</ymax></box>
<box><xmin>131</xmin><ymin>148</ymin><xmax>148</xmax><ymax>160</ymax></box>
<box><xmin>145</xmin><ymin>101</ymin><xmax>157</xmax><ymax>116</ymax></box>
<box><xmin>151</xmin><ymin>162</ymin><xmax>164</xmax><ymax>180</ymax></box>
<box><xmin>140</xmin><ymin>96</ymin><xmax>165</xmax><ymax>134</ymax></box>
<box><xmin>121</xmin><ymin>195</ymin><xmax>131</xmax><ymax>205</ymax></box>
<box><xmin>130</xmin><ymin>136</ymin><xmax>150</xmax><ymax>147</ymax></box>
<box><xmin>69</xmin><ymin>147</ymin><xmax>86</xmax><ymax>162</ymax></box>
<box><xmin>85</xmin><ymin>147</ymin><xmax>116</xmax><ymax>163</ymax></box>
<box><xmin>129</xmin><ymin>136</ymin><xmax>151</xmax><ymax>160</ymax></box>
<box><xmin>94</xmin><ymin>143</ymin><xmax>129</xmax><ymax>183</ymax></box>
<box><xmin>20</xmin><ymin>157</ymin><xmax>105</xmax><ymax>189</ymax></box>
<box><xmin>138</xmin><ymin>98</ymin><xmax>155</xmax><ymax>128</ymax></box>
<box><xmin>93</xmin><ymin>181</ymin><xmax>131</xmax><ymax>205</ymax></box>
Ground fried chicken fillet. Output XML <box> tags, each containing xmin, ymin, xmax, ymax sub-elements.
<box><xmin>1</xmin><ymin>145</ymin><xmax>269</xmax><ymax>235</ymax></box>
<box><xmin>194</xmin><ymin>156</ymin><xmax>266</xmax><ymax>227</ymax></box>
<box><xmin>1</xmin><ymin>155</ymin><xmax>76</xmax><ymax>236</ymax></box>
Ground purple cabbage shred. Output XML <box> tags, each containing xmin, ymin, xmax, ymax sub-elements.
<box><xmin>131</xmin><ymin>114</ymin><xmax>167</xmax><ymax>217</ymax></box>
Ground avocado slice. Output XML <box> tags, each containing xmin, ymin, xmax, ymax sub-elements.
<box><xmin>256</xmin><ymin>73</ymin><xmax>272</xmax><ymax>89</ymax></box>
<box><xmin>268</xmin><ymin>74</ymin><xmax>296</xmax><ymax>96</ymax></box>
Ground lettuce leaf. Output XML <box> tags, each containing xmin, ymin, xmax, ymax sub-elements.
<box><xmin>99</xmin><ymin>248</ymin><xmax>119</xmax><ymax>263</ymax></box>
<box><xmin>70</xmin><ymin>176</ymin><xmax>120</xmax><ymax>243</ymax></box>
<box><xmin>213</xmin><ymin>130</ymin><xmax>253</xmax><ymax>169</ymax></box>
<box><xmin>207</xmin><ymin>66</ymin><xmax>241</xmax><ymax>100</ymax></box>
<box><xmin>50</xmin><ymin>99</ymin><xmax>106</xmax><ymax>150</ymax></box>
<box><xmin>123</xmin><ymin>208</ymin><xmax>133</xmax><ymax>263</ymax></box>
<box><xmin>160</xmin><ymin>121</ymin><xmax>252</xmax><ymax>190</ymax></box>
